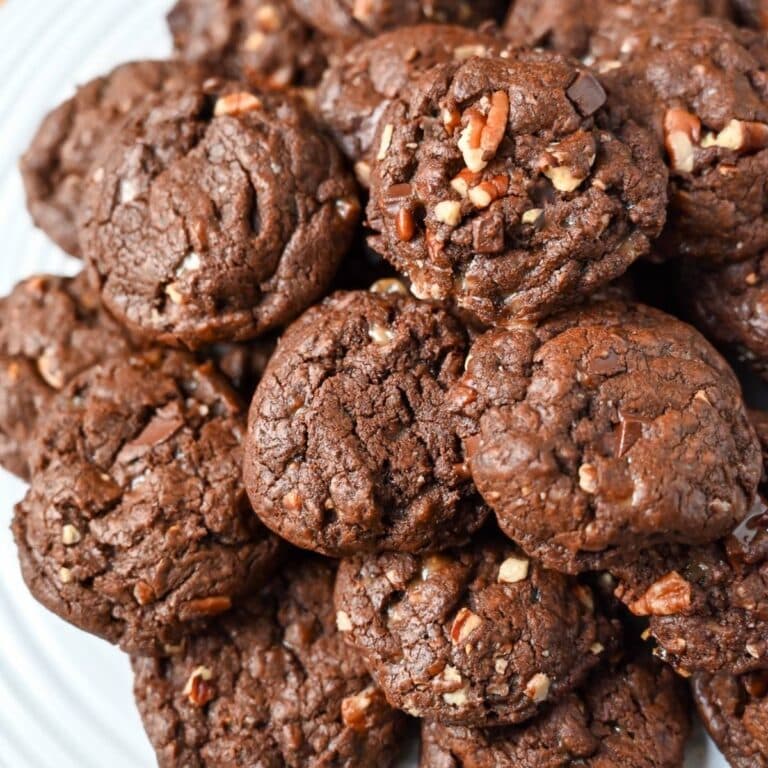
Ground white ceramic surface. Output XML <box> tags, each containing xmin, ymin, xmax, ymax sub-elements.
<box><xmin>0</xmin><ymin>1</ymin><xmax>731</xmax><ymax>766</ymax></box>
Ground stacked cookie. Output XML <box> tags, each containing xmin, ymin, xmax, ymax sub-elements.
<box><xmin>4</xmin><ymin>1</ymin><xmax>768</xmax><ymax>766</ymax></box>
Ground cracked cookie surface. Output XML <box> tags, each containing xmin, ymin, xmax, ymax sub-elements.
<box><xmin>449</xmin><ymin>300</ymin><xmax>762</xmax><ymax>572</ymax></box>
<box><xmin>334</xmin><ymin>533</ymin><xmax>618</xmax><ymax>725</ymax></box>
<box><xmin>132</xmin><ymin>557</ymin><xmax>403</xmax><ymax>768</ymax></box>
<box><xmin>366</xmin><ymin>53</ymin><xmax>667</xmax><ymax>325</ymax></box>
<box><xmin>78</xmin><ymin>81</ymin><xmax>359</xmax><ymax>348</ymax></box>
<box><xmin>0</xmin><ymin>272</ymin><xmax>132</xmax><ymax>479</ymax></box>
<box><xmin>12</xmin><ymin>348</ymin><xmax>280</xmax><ymax>654</ymax></box>
<box><xmin>20</xmin><ymin>59</ymin><xmax>207</xmax><ymax>257</ymax></box>
<box><xmin>420</xmin><ymin>655</ymin><xmax>690</xmax><ymax>768</ymax></box>
<box><xmin>244</xmin><ymin>287</ymin><xmax>488</xmax><ymax>556</ymax></box>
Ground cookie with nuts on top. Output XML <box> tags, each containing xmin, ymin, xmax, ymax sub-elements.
<box><xmin>334</xmin><ymin>532</ymin><xmax>619</xmax><ymax>725</ymax></box>
<box><xmin>448</xmin><ymin>299</ymin><xmax>762</xmax><ymax>573</ymax></box>
<box><xmin>680</xmin><ymin>253</ymin><xmax>768</xmax><ymax>382</ymax></box>
<box><xmin>316</xmin><ymin>24</ymin><xmax>513</xmax><ymax>174</ymax></box>
<box><xmin>20</xmin><ymin>59</ymin><xmax>208</xmax><ymax>257</ymax></box>
<box><xmin>693</xmin><ymin>671</ymin><xmax>768</xmax><ymax>768</ymax></box>
<box><xmin>78</xmin><ymin>80</ymin><xmax>359</xmax><ymax>349</ymax></box>
<box><xmin>420</xmin><ymin>654</ymin><xmax>691</xmax><ymax>768</ymax></box>
<box><xmin>167</xmin><ymin>0</ymin><xmax>337</xmax><ymax>89</ymax></box>
<box><xmin>12</xmin><ymin>348</ymin><xmax>280</xmax><ymax>655</ymax></box>
<box><xmin>502</xmin><ymin>0</ymin><xmax>732</xmax><ymax>63</ymax></box>
<box><xmin>243</xmin><ymin>285</ymin><xmax>489</xmax><ymax>556</ymax></box>
<box><xmin>601</xmin><ymin>17</ymin><xmax>768</xmax><ymax>262</ymax></box>
<box><xmin>288</xmin><ymin>0</ymin><xmax>507</xmax><ymax>42</ymax></box>
<box><xmin>366</xmin><ymin>52</ymin><xmax>667</xmax><ymax>326</ymax></box>
<box><xmin>0</xmin><ymin>272</ymin><xmax>132</xmax><ymax>480</ymax></box>
<box><xmin>133</xmin><ymin>557</ymin><xmax>403</xmax><ymax>768</ymax></box>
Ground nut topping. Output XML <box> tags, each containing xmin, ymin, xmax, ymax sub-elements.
<box><xmin>664</xmin><ymin>108</ymin><xmax>700</xmax><ymax>173</ymax></box>
<box><xmin>524</xmin><ymin>672</ymin><xmax>551</xmax><ymax>702</ymax></box>
<box><xmin>701</xmin><ymin>119</ymin><xmax>768</xmax><ymax>153</ymax></box>
<box><xmin>183</xmin><ymin>665</ymin><xmax>215</xmax><ymax>707</ymax></box>
<box><xmin>336</xmin><ymin>610</ymin><xmax>353</xmax><ymax>632</ymax></box>
<box><xmin>214</xmin><ymin>92</ymin><xmax>262</xmax><ymax>117</ymax></box>
<box><xmin>450</xmin><ymin>607</ymin><xmax>482</xmax><ymax>644</ymax></box>
<box><xmin>628</xmin><ymin>571</ymin><xmax>692</xmax><ymax>616</ymax></box>
<box><xmin>497</xmin><ymin>555</ymin><xmax>529</xmax><ymax>584</ymax></box>
<box><xmin>61</xmin><ymin>524</ymin><xmax>81</xmax><ymax>546</ymax></box>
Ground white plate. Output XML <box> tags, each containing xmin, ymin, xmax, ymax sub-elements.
<box><xmin>0</xmin><ymin>1</ymin><xmax>730</xmax><ymax>766</ymax></box>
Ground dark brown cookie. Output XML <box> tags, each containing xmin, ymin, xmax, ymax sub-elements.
<box><xmin>133</xmin><ymin>557</ymin><xmax>403</xmax><ymax>768</ymax></box>
<box><xmin>334</xmin><ymin>534</ymin><xmax>618</xmax><ymax>725</ymax></box>
<box><xmin>420</xmin><ymin>655</ymin><xmax>691</xmax><ymax>768</ymax></box>
<box><xmin>244</xmin><ymin>287</ymin><xmax>488</xmax><ymax>556</ymax></box>
<box><xmin>601</xmin><ymin>17</ymin><xmax>768</xmax><ymax>262</ymax></box>
<box><xmin>12</xmin><ymin>349</ymin><xmax>280</xmax><ymax>655</ymax></box>
<box><xmin>693</xmin><ymin>671</ymin><xmax>768</xmax><ymax>768</ymax></box>
<box><xmin>611</xmin><ymin>500</ymin><xmax>768</xmax><ymax>674</ymax></box>
<box><xmin>316</xmin><ymin>24</ymin><xmax>511</xmax><ymax>171</ymax></box>
<box><xmin>366</xmin><ymin>53</ymin><xmax>667</xmax><ymax>326</ymax></box>
<box><xmin>78</xmin><ymin>81</ymin><xmax>359</xmax><ymax>349</ymax></box>
<box><xmin>167</xmin><ymin>0</ymin><xmax>336</xmax><ymax>89</ymax></box>
<box><xmin>502</xmin><ymin>0</ymin><xmax>731</xmax><ymax>62</ymax></box>
<box><xmin>20</xmin><ymin>60</ymin><xmax>207</xmax><ymax>257</ymax></box>
<box><xmin>681</xmin><ymin>254</ymin><xmax>768</xmax><ymax>381</ymax></box>
<box><xmin>0</xmin><ymin>273</ymin><xmax>132</xmax><ymax>479</ymax></box>
<box><xmin>288</xmin><ymin>0</ymin><xmax>506</xmax><ymax>41</ymax></box>
<box><xmin>449</xmin><ymin>300</ymin><xmax>762</xmax><ymax>573</ymax></box>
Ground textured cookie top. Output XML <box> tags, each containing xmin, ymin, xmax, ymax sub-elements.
<box><xmin>420</xmin><ymin>656</ymin><xmax>690</xmax><ymax>768</ymax></box>
<box><xmin>13</xmin><ymin>349</ymin><xmax>279</xmax><ymax>654</ymax></box>
<box><xmin>316</xmin><ymin>24</ymin><xmax>512</xmax><ymax>166</ymax></box>
<box><xmin>367</xmin><ymin>53</ymin><xmax>667</xmax><ymax>325</ymax></box>
<box><xmin>79</xmin><ymin>81</ymin><xmax>359</xmax><ymax>348</ymax></box>
<box><xmin>693</xmin><ymin>671</ymin><xmax>768</xmax><ymax>768</ymax></box>
<box><xmin>602</xmin><ymin>17</ymin><xmax>768</xmax><ymax>261</ymax></box>
<box><xmin>289</xmin><ymin>0</ymin><xmax>507</xmax><ymax>41</ymax></box>
<box><xmin>167</xmin><ymin>0</ymin><xmax>334</xmax><ymax>88</ymax></box>
<box><xmin>503</xmin><ymin>0</ymin><xmax>730</xmax><ymax>62</ymax></box>
<box><xmin>20</xmin><ymin>59</ymin><xmax>207</xmax><ymax>257</ymax></box>
<box><xmin>0</xmin><ymin>273</ymin><xmax>132</xmax><ymax>478</ymax></box>
<box><xmin>449</xmin><ymin>300</ymin><xmax>762</xmax><ymax>572</ymax></box>
<box><xmin>334</xmin><ymin>534</ymin><xmax>618</xmax><ymax>725</ymax></box>
<box><xmin>244</xmin><ymin>287</ymin><xmax>488</xmax><ymax>556</ymax></box>
<box><xmin>133</xmin><ymin>557</ymin><xmax>402</xmax><ymax>768</ymax></box>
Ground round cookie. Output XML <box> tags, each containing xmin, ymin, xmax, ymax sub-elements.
<box><xmin>681</xmin><ymin>254</ymin><xmax>768</xmax><ymax>381</ymax></box>
<box><xmin>78</xmin><ymin>81</ymin><xmax>359</xmax><ymax>349</ymax></box>
<box><xmin>448</xmin><ymin>300</ymin><xmax>762</xmax><ymax>572</ymax></box>
<box><xmin>0</xmin><ymin>272</ymin><xmax>132</xmax><ymax>479</ymax></box>
<box><xmin>12</xmin><ymin>349</ymin><xmax>280</xmax><ymax>655</ymax></box>
<box><xmin>366</xmin><ymin>53</ymin><xmax>667</xmax><ymax>325</ymax></box>
<box><xmin>288</xmin><ymin>0</ymin><xmax>506</xmax><ymax>42</ymax></box>
<box><xmin>601</xmin><ymin>18</ymin><xmax>768</xmax><ymax>262</ymax></box>
<box><xmin>502</xmin><ymin>0</ymin><xmax>731</xmax><ymax>62</ymax></box>
<box><xmin>244</xmin><ymin>286</ymin><xmax>488</xmax><ymax>556</ymax></box>
<box><xmin>334</xmin><ymin>534</ymin><xmax>618</xmax><ymax>725</ymax></box>
<box><xmin>693</xmin><ymin>671</ymin><xmax>768</xmax><ymax>768</ymax></box>
<box><xmin>316</xmin><ymin>24</ymin><xmax>511</xmax><ymax>171</ymax></box>
<box><xmin>420</xmin><ymin>655</ymin><xmax>691</xmax><ymax>768</ymax></box>
<box><xmin>20</xmin><ymin>59</ymin><xmax>207</xmax><ymax>257</ymax></box>
<box><xmin>133</xmin><ymin>557</ymin><xmax>403</xmax><ymax>768</ymax></box>
<box><xmin>167</xmin><ymin>0</ymin><xmax>335</xmax><ymax>89</ymax></box>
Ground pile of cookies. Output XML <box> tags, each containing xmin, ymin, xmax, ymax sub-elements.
<box><xmin>4</xmin><ymin>1</ymin><xmax>768</xmax><ymax>766</ymax></box>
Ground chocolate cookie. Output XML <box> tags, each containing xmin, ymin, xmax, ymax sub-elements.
<box><xmin>133</xmin><ymin>557</ymin><xmax>403</xmax><ymax>768</ymax></box>
<box><xmin>20</xmin><ymin>59</ymin><xmax>207</xmax><ymax>257</ymax></box>
<box><xmin>601</xmin><ymin>18</ymin><xmax>768</xmax><ymax>262</ymax></box>
<box><xmin>681</xmin><ymin>254</ymin><xmax>768</xmax><ymax>381</ymax></box>
<box><xmin>693</xmin><ymin>671</ymin><xmax>768</xmax><ymax>768</ymax></box>
<box><xmin>0</xmin><ymin>273</ymin><xmax>132</xmax><ymax>479</ymax></box>
<box><xmin>78</xmin><ymin>81</ymin><xmax>359</xmax><ymax>349</ymax></box>
<box><xmin>449</xmin><ymin>300</ymin><xmax>762</xmax><ymax>572</ymax></box>
<box><xmin>167</xmin><ymin>0</ymin><xmax>335</xmax><ymax>89</ymax></box>
<box><xmin>244</xmin><ymin>286</ymin><xmax>488</xmax><ymax>556</ymax></box>
<box><xmin>12</xmin><ymin>349</ymin><xmax>280</xmax><ymax>654</ymax></box>
<box><xmin>288</xmin><ymin>0</ymin><xmax>506</xmax><ymax>42</ymax></box>
<box><xmin>611</xmin><ymin>499</ymin><xmax>768</xmax><ymax>674</ymax></box>
<box><xmin>316</xmin><ymin>24</ymin><xmax>511</xmax><ymax>171</ymax></box>
<box><xmin>420</xmin><ymin>655</ymin><xmax>690</xmax><ymax>768</ymax></box>
<box><xmin>334</xmin><ymin>534</ymin><xmax>618</xmax><ymax>725</ymax></box>
<box><xmin>366</xmin><ymin>53</ymin><xmax>667</xmax><ymax>325</ymax></box>
<box><xmin>502</xmin><ymin>0</ymin><xmax>731</xmax><ymax>62</ymax></box>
